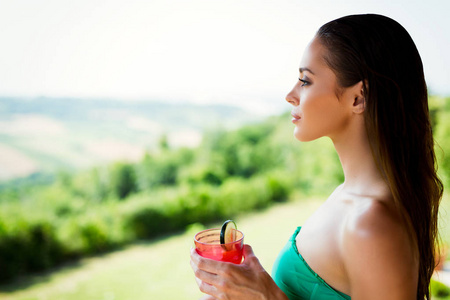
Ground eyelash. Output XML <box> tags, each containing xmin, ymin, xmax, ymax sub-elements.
<box><xmin>298</xmin><ymin>78</ymin><xmax>310</xmax><ymax>86</ymax></box>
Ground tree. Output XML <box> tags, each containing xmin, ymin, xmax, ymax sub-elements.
<box><xmin>110</xmin><ymin>162</ymin><xmax>137</xmax><ymax>199</ymax></box>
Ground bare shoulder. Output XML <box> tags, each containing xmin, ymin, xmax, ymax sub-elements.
<box><xmin>339</xmin><ymin>198</ymin><xmax>418</xmax><ymax>299</ymax></box>
<box><xmin>342</xmin><ymin>198</ymin><xmax>411</xmax><ymax>247</ymax></box>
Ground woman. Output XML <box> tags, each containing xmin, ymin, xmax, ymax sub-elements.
<box><xmin>190</xmin><ymin>14</ymin><xmax>443</xmax><ymax>299</ymax></box>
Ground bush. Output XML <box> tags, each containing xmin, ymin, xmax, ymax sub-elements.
<box><xmin>125</xmin><ymin>207</ymin><xmax>173</xmax><ymax>239</ymax></box>
<box><xmin>110</xmin><ymin>162</ymin><xmax>138</xmax><ymax>199</ymax></box>
<box><xmin>265</xmin><ymin>171</ymin><xmax>291</xmax><ymax>202</ymax></box>
<box><xmin>430</xmin><ymin>278</ymin><xmax>450</xmax><ymax>299</ymax></box>
<box><xmin>0</xmin><ymin>233</ymin><xmax>29</xmax><ymax>282</ymax></box>
<box><xmin>26</xmin><ymin>222</ymin><xmax>63</xmax><ymax>271</ymax></box>
<box><xmin>137</xmin><ymin>149</ymin><xmax>195</xmax><ymax>189</ymax></box>
<box><xmin>122</xmin><ymin>175</ymin><xmax>290</xmax><ymax>242</ymax></box>
<box><xmin>79</xmin><ymin>221</ymin><xmax>111</xmax><ymax>254</ymax></box>
<box><xmin>435</xmin><ymin>110</ymin><xmax>450</xmax><ymax>188</ymax></box>
<box><xmin>0</xmin><ymin>219</ymin><xmax>63</xmax><ymax>282</ymax></box>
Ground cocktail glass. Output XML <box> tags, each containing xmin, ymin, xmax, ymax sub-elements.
<box><xmin>194</xmin><ymin>228</ymin><xmax>244</xmax><ymax>264</ymax></box>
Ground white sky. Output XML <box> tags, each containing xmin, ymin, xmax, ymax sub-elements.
<box><xmin>1</xmin><ymin>0</ymin><xmax>449</xmax><ymax>115</ymax></box>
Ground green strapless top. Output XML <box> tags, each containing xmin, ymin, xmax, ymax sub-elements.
<box><xmin>272</xmin><ymin>227</ymin><xmax>351</xmax><ymax>300</ymax></box>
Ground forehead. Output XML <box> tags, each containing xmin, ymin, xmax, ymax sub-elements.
<box><xmin>299</xmin><ymin>37</ymin><xmax>328</xmax><ymax>74</ymax></box>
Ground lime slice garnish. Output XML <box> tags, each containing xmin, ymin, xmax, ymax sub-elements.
<box><xmin>220</xmin><ymin>220</ymin><xmax>237</xmax><ymax>244</ymax></box>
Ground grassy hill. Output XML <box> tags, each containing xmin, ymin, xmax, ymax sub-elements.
<box><xmin>0</xmin><ymin>97</ymin><xmax>262</xmax><ymax>181</ymax></box>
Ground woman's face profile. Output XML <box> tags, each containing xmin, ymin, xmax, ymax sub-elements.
<box><xmin>286</xmin><ymin>37</ymin><xmax>355</xmax><ymax>142</ymax></box>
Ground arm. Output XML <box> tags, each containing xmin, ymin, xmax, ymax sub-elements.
<box><xmin>341</xmin><ymin>201</ymin><xmax>419</xmax><ymax>299</ymax></box>
<box><xmin>190</xmin><ymin>244</ymin><xmax>288</xmax><ymax>300</ymax></box>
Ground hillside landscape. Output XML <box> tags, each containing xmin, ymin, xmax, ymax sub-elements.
<box><xmin>0</xmin><ymin>97</ymin><xmax>262</xmax><ymax>181</ymax></box>
<box><xmin>0</xmin><ymin>94</ymin><xmax>449</xmax><ymax>295</ymax></box>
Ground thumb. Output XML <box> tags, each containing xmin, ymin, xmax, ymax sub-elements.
<box><xmin>243</xmin><ymin>244</ymin><xmax>264</xmax><ymax>270</ymax></box>
<box><xmin>243</xmin><ymin>244</ymin><xmax>255</xmax><ymax>259</ymax></box>
<box><xmin>244</xmin><ymin>244</ymin><xmax>256</xmax><ymax>260</ymax></box>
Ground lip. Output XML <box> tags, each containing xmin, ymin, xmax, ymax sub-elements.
<box><xmin>291</xmin><ymin>111</ymin><xmax>301</xmax><ymax>123</ymax></box>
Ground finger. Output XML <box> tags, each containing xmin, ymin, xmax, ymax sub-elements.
<box><xmin>196</xmin><ymin>279</ymin><xmax>219</xmax><ymax>299</ymax></box>
<box><xmin>200</xmin><ymin>294</ymin><xmax>217</xmax><ymax>300</ymax></box>
<box><xmin>191</xmin><ymin>262</ymin><xmax>220</xmax><ymax>299</ymax></box>
<box><xmin>194</xmin><ymin>276</ymin><xmax>203</xmax><ymax>288</ymax></box>
<box><xmin>191</xmin><ymin>248</ymin><xmax>226</xmax><ymax>274</ymax></box>
<box><xmin>191</xmin><ymin>259</ymin><xmax>218</xmax><ymax>285</ymax></box>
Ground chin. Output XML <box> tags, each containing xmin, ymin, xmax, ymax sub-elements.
<box><xmin>294</xmin><ymin>129</ymin><xmax>308</xmax><ymax>142</ymax></box>
<box><xmin>293</xmin><ymin>129</ymin><xmax>318</xmax><ymax>142</ymax></box>
<box><xmin>294</xmin><ymin>133</ymin><xmax>309</xmax><ymax>142</ymax></box>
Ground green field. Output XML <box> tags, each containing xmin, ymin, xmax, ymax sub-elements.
<box><xmin>0</xmin><ymin>198</ymin><xmax>322</xmax><ymax>300</ymax></box>
<box><xmin>0</xmin><ymin>194</ymin><xmax>449</xmax><ymax>300</ymax></box>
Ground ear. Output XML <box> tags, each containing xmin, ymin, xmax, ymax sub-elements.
<box><xmin>352</xmin><ymin>81</ymin><xmax>366</xmax><ymax>114</ymax></box>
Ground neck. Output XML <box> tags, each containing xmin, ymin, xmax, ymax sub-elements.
<box><xmin>331</xmin><ymin>118</ymin><xmax>389</xmax><ymax>197</ymax></box>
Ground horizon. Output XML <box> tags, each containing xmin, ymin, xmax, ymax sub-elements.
<box><xmin>1</xmin><ymin>0</ymin><xmax>449</xmax><ymax>116</ymax></box>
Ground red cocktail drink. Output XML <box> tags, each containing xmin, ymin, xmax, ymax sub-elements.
<box><xmin>194</xmin><ymin>228</ymin><xmax>244</xmax><ymax>264</ymax></box>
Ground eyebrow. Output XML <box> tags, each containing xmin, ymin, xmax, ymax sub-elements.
<box><xmin>299</xmin><ymin>67</ymin><xmax>315</xmax><ymax>75</ymax></box>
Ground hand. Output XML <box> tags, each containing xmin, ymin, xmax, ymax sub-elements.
<box><xmin>199</xmin><ymin>296</ymin><xmax>216</xmax><ymax>300</ymax></box>
<box><xmin>190</xmin><ymin>244</ymin><xmax>288</xmax><ymax>300</ymax></box>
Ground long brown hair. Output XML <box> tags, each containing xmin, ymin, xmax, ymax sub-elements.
<box><xmin>316</xmin><ymin>14</ymin><xmax>443</xmax><ymax>299</ymax></box>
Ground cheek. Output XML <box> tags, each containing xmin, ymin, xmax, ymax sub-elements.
<box><xmin>294</xmin><ymin>94</ymin><xmax>344</xmax><ymax>141</ymax></box>
<box><xmin>300</xmin><ymin>94</ymin><xmax>328</xmax><ymax>121</ymax></box>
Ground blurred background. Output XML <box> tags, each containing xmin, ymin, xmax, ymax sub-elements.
<box><xmin>0</xmin><ymin>0</ymin><xmax>449</xmax><ymax>299</ymax></box>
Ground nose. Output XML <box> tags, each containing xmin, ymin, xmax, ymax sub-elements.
<box><xmin>285</xmin><ymin>84</ymin><xmax>300</xmax><ymax>106</ymax></box>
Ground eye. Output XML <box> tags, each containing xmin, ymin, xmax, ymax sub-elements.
<box><xmin>298</xmin><ymin>78</ymin><xmax>310</xmax><ymax>87</ymax></box>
